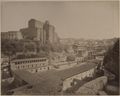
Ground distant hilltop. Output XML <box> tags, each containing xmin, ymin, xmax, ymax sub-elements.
<box><xmin>1</xmin><ymin>19</ymin><xmax>60</xmax><ymax>45</ymax></box>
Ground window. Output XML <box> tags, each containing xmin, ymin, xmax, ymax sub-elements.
<box><xmin>36</xmin><ymin>69</ymin><xmax>38</xmax><ymax>72</ymax></box>
<box><xmin>70</xmin><ymin>82</ymin><xmax>74</xmax><ymax>86</ymax></box>
<box><xmin>48</xmin><ymin>67</ymin><xmax>49</xmax><ymax>70</ymax></box>
<box><xmin>36</xmin><ymin>60</ymin><xmax>38</xmax><ymax>62</ymax></box>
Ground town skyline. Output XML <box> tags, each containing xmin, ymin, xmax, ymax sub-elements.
<box><xmin>1</xmin><ymin>1</ymin><xmax>119</xmax><ymax>95</ymax></box>
<box><xmin>1</xmin><ymin>1</ymin><xmax>119</xmax><ymax>39</ymax></box>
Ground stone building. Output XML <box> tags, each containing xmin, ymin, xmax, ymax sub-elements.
<box><xmin>1</xmin><ymin>31</ymin><xmax>23</xmax><ymax>40</ymax></box>
<box><xmin>10</xmin><ymin>57</ymin><xmax>51</xmax><ymax>73</ymax></box>
<box><xmin>62</xmin><ymin>65</ymin><xmax>96</xmax><ymax>91</ymax></box>
<box><xmin>20</xmin><ymin>19</ymin><xmax>60</xmax><ymax>45</ymax></box>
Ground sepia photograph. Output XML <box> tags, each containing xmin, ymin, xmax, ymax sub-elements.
<box><xmin>1</xmin><ymin>0</ymin><xmax>119</xmax><ymax>95</ymax></box>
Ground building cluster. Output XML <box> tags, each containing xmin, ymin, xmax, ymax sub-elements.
<box><xmin>1</xmin><ymin>19</ymin><xmax>61</xmax><ymax>73</ymax></box>
<box><xmin>10</xmin><ymin>57</ymin><xmax>52</xmax><ymax>73</ymax></box>
<box><xmin>11</xmin><ymin>63</ymin><xmax>97</xmax><ymax>95</ymax></box>
<box><xmin>2</xmin><ymin>19</ymin><xmax>116</xmax><ymax>95</ymax></box>
<box><xmin>7</xmin><ymin>37</ymin><xmax>106</xmax><ymax>73</ymax></box>
<box><xmin>1</xmin><ymin>19</ymin><xmax>60</xmax><ymax>45</ymax></box>
<box><xmin>1</xmin><ymin>19</ymin><xmax>61</xmax><ymax>85</ymax></box>
<box><xmin>50</xmin><ymin>52</ymin><xmax>67</xmax><ymax>65</ymax></box>
<box><xmin>69</xmin><ymin>40</ymin><xmax>107</xmax><ymax>64</ymax></box>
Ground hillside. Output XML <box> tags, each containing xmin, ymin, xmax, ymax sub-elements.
<box><xmin>103</xmin><ymin>39</ymin><xmax>119</xmax><ymax>80</ymax></box>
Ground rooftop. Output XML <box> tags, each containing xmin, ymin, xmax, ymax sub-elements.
<box><xmin>13</xmin><ymin>62</ymin><xmax>97</xmax><ymax>94</ymax></box>
<box><xmin>11</xmin><ymin>57</ymin><xmax>48</xmax><ymax>62</ymax></box>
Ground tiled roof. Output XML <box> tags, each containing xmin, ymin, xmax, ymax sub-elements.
<box><xmin>13</xmin><ymin>70</ymin><xmax>38</xmax><ymax>85</ymax></box>
<box><xmin>11</xmin><ymin>57</ymin><xmax>47</xmax><ymax>62</ymax></box>
<box><xmin>13</xmin><ymin>63</ymin><xmax>97</xmax><ymax>94</ymax></box>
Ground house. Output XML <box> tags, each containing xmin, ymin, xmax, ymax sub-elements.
<box><xmin>12</xmin><ymin>63</ymin><xmax>97</xmax><ymax>95</ymax></box>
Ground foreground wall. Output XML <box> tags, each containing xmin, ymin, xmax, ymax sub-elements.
<box><xmin>62</xmin><ymin>68</ymin><xmax>95</xmax><ymax>91</ymax></box>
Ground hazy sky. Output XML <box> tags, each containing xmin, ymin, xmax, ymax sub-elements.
<box><xmin>1</xmin><ymin>1</ymin><xmax>119</xmax><ymax>39</ymax></box>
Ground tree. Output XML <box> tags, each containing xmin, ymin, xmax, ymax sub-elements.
<box><xmin>67</xmin><ymin>55</ymin><xmax>75</xmax><ymax>61</ymax></box>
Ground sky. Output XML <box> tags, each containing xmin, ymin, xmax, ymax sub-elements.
<box><xmin>1</xmin><ymin>1</ymin><xmax>119</xmax><ymax>39</ymax></box>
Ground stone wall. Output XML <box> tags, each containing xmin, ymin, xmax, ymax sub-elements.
<box><xmin>75</xmin><ymin>76</ymin><xmax>107</xmax><ymax>95</ymax></box>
